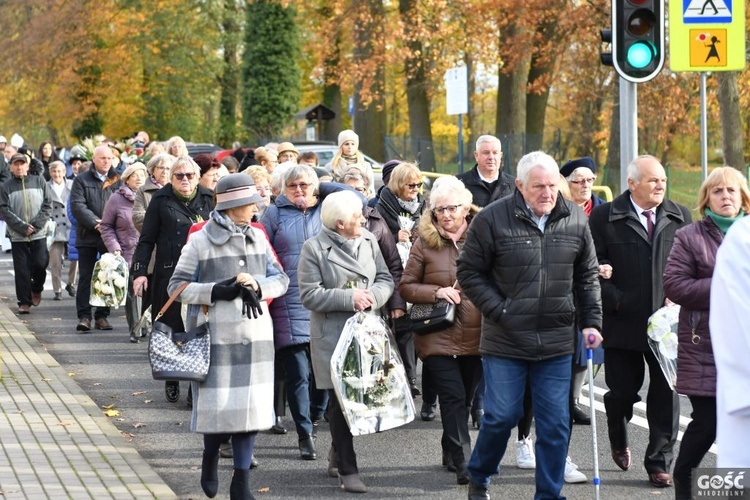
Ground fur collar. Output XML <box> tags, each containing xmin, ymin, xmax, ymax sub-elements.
<box><xmin>417</xmin><ymin>205</ymin><xmax>480</xmax><ymax>250</ymax></box>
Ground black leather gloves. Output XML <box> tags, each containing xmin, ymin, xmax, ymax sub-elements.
<box><xmin>240</xmin><ymin>286</ymin><xmax>263</xmax><ymax>319</ymax></box>
<box><xmin>211</xmin><ymin>277</ymin><xmax>241</xmax><ymax>302</ymax></box>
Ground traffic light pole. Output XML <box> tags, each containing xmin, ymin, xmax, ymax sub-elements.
<box><xmin>619</xmin><ymin>77</ymin><xmax>638</xmax><ymax>194</ymax></box>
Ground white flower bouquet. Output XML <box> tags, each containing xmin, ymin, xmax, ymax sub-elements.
<box><xmin>330</xmin><ymin>312</ymin><xmax>415</xmax><ymax>436</ymax></box>
<box><xmin>647</xmin><ymin>304</ymin><xmax>680</xmax><ymax>390</ymax></box>
<box><xmin>396</xmin><ymin>214</ymin><xmax>415</xmax><ymax>267</ymax></box>
<box><xmin>89</xmin><ymin>252</ymin><xmax>129</xmax><ymax>308</ymax></box>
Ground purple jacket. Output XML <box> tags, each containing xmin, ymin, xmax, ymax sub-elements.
<box><xmin>663</xmin><ymin>217</ymin><xmax>724</xmax><ymax>397</ymax></box>
<box><xmin>100</xmin><ymin>185</ymin><xmax>139</xmax><ymax>264</ymax></box>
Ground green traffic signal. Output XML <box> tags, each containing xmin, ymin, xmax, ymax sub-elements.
<box><xmin>627</xmin><ymin>42</ymin><xmax>656</xmax><ymax>68</ymax></box>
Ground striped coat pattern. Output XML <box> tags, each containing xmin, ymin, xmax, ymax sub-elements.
<box><xmin>168</xmin><ymin>212</ymin><xmax>289</xmax><ymax>434</ymax></box>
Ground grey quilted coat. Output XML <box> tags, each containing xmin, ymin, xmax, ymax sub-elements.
<box><xmin>168</xmin><ymin>212</ymin><xmax>289</xmax><ymax>434</ymax></box>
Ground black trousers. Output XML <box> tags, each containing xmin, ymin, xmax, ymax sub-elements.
<box><xmin>396</xmin><ymin>330</ymin><xmax>416</xmax><ymax>380</ymax></box>
<box><xmin>673</xmin><ymin>395</ymin><xmax>716</xmax><ymax>497</ymax></box>
<box><xmin>424</xmin><ymin>355</ymin><xmax>482</xmax><ymax>467</ymax></box>
<box><xmin>76</xmin><ymin>243</ymin><xmax>111</xmax><ymax>320</ymax></box>
<box><xmin>11</xmin><ymin>239</ymin><xmax>48</xmax><ymax>307</ymax></box>
<box><xmin>327</xmin><ymin>389</ymin><xmax>358</xmax><ymax>475</ymax></box>
<box><xmin>603</xmin><ymin>347</ymin><xmax>680</xmax><ymax>473</ymax></box>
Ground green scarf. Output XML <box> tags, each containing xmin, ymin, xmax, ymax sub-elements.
<box><xmin>173</xmin><ymin>186</ymin><xmax>197</xmax><ymax>203</ymax></box>
<box><xmin>705</xmin><ymin>208</ymin><xmax>744</xmax><ymax>234</ymax></box>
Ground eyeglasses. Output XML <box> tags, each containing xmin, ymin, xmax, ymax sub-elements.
<box><xmin>433</xmin><ymin>205</ymin><xmax>462</xmax><ymax>215</ymax></box>
<box><xmin>257</xmin><ymin>186</ymin><xmax>271</xmax><ymax>194</ymax></box>
<box><xmin>570</xmin><ymin>178</ymin><xmax>596</xmax><ymax>185</ymax></box>
<box><xmin>353</xmin><ymin>187</ymin><xmax>368</xmax><ymax>193</ymax></box>
<box><xmin>405</xmin><ymin>182</ymin><xmax>423</xmax><ymax>190</ymax></box>
<box><xmin>154</xmin><ymin>165</ymin><xmax>170</xmax><ymax>171</ymax></box>
<box><xmin>173</xmin><ymin>172</ymin><xmax>196</xmax><ymax>180</ymax></box>
<box><xmin>286</xmin><ymin>182</ymin><xmax>311</xmax><ymax>191</ymax></box>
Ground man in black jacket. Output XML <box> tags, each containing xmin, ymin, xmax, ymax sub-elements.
<box><xmin>455</xmin><ymin>135</ymin><xmax>515</xmax><ymax>207</ymax></box>
<box><xmin>457</xmin><ymin>151</ymin><xmax>603</xmax><ymax>500</ymax></box>
<box><xmin>70</xmin><ymin>144</ymin><xmax>122</xmax><ymax>332</ymax></box>
<box><xmin>589</xmin><ymin>154</ymin><xmax>691</xmax><ymax>488</ymax></box>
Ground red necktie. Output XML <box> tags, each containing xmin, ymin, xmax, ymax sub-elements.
<box><xmin>643</xmin><ymin>210</ymin><xmax>654</xmax><ymax>241</ymax></box>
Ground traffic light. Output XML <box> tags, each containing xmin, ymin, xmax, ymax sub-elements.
<box><xmin>600</xmin><ymin>29</ymin><xmax>613</xmax><ymax>67</ymax></box>
<box><xmin>612</xmin><ymin>0</ymin><xmax>665</xmax><ymax>83</ymax></box>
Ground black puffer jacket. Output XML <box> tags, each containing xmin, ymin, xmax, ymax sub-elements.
<box><xmin>456</xmin><ymin>164</ymin><xmax>516</xmax><ymax>208</ymax></box>
<box><xmin>457</xmin><ymin>190</ymin><xmax>602</xmax><ymax>361</ymax></box>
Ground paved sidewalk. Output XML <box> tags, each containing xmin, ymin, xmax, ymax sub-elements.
<box><xmin>0</xmin><ymin>302</ymin><xmax>175</xmax><ymax>499</ymax></box>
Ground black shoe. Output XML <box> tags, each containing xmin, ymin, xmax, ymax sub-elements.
<box><xmin>129</xmin><ymin>332</ymin><xmax>139</xmax><ymax>343</ymax></box>
<box><xmin>456</xmin><ymin>463</ymin><xmax>471</xmax><ymax>485</ymax></box>
<box><xmin>421</xmin><ymin>402</ymin><xmax>437</xmax><ymax>421</ymax></box>
<box><xmin>471</xmin><ymin>407</ymin><xmax>484</xmax><ymax>429</ymax></box>
<box><xmin>230</xmin><ymin>468</ymin><xmax>254</xmax><ymax>500</ymax></box>
<box><xmin>442</xmin><ymin>450</ymin><xmax>456</xmax><ymax>472</ymax></box>
<box><xmin>468</xmin><ymin>481</ymin><xmax>490</xmax><ymax>500</ymax></box>
<box><xmin>271</xmin><ymin>416</ymin><xmax>287</xmax><ymax>434</ymax></box>
<box><xmin>200</xmin><ymin>452</ymin><xmax>220</xmax><ymax>498</ymax></box>
<box><xmin>299</xmin><ymin>436</ymin><xmax>317</xmax><ymax>460</ymax></box>
<box><xmin>572</xmin><ymin>399</ymin><xmax>591</xmax><ymax>425</ymax></box>
<box><xmin>54</xmin><ymin>292</ymin><xmax>62</xmax><ymax>301</ymax></box>
<box><xmin>76</xmin><ymin>317</ymin><xmax>91</xmax><ymax>332</ymax></box>
<box><xmin>165</xmin><ymin>381</ymin><xmax>180</xmax><ymax>403</ymax></box>
<box><xmin>187</xmin><ymin>385</ymin><xmax>193</xmax><ymax>408</ymax></box>
<box><xmin>250</xmin><ymin>454</ymin><xmax>259</xmax><ymax>469</ymax></box>
<box><xmin>409</xmin><ymin>378</ymin><xmax>421</xmax><ymax>397</ymax></box>
<box><xmin>65</xmin><ymin>283</ymin><xmax>76</xmax><ymax>297</ymax></box>
<box><xmin>220</xmin><ymin>441</ymin><xmax>234</xmax><ymax>459</ymax></box>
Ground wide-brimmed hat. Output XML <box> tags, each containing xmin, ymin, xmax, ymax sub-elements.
<box><xmin>276</xmin><ymin>142</ymin><xmax>299</xmax><ymax>158</ymax></box>
<box><xmin>214</xmin><ymin>173</ymin><xmax>264</xmax><ymax>211</ymax></box>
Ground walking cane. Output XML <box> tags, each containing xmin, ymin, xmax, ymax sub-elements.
<box><xmin>587</xmin><ymin>333</ymin><xmax>601</xmax><ymax>500</ymax></box>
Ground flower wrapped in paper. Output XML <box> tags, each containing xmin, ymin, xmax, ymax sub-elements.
<box><xmin>89</xmin><ymin>252</ymin><xmax>129</xmax><ymax>308</ymax></box>
<box><xmin>646</xmin><ymin>304</ymin><xmax>680</xmax><ymax>390</ymax></box>
<box><xmin>330</xmin><ymin>312</ymin><xmax>415</xmax><ymax>436</ymax></box>
<box><xmin>396</xmin><ymin>214</ymin><xmax>416</xmax><ymax>267</ymax></box>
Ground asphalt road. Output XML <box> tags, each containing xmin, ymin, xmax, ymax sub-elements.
<box><xmin>0</xmin><ymin>255</ymin><xmax>713</xmax><ymax>499</ymax></box>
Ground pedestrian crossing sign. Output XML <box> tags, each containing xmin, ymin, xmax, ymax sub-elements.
<box><xmin>669</xmin><ymin>0</ymin><xmax>745</xmax><ymax>70</ymax></box>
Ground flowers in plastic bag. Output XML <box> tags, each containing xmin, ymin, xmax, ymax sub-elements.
<box><xmin>90</xmin><ymin>253</ymin><xmax>129</xmax><ymax>308</ymax></box>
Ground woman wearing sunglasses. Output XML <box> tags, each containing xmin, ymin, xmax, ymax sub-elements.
<box><xmin>375</xmin><ymin>162</ymin><xmax>427</xmax><ymax>402</ymax></box>
<box><xmin>131</xmin><ymin>156</ymin><xmax>214</xmax><ymax>404</ymax></box>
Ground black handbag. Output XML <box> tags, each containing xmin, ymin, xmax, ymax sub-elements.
<box><xmin>149</xmin><ymin>283</ymin><xmax>211</xmax><ymax>382</ymax></box>
<box><xmin>408</xmin><ymin>300</ymin><xmax>457</xmax><ymax>335</ymax></box>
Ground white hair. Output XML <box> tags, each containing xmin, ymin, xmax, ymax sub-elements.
<box><xmin>320</xmin><ymin>191</ymin><xmax>363</xmax><ymax>231</ymax></box>
<box><xmin>475</xmin><ymin>134</ymin><xmax>502</xmax><ymax>152</ymax></box>
<box><xmin>270</xmin><ymin>162</ymin><xmax>296</xmax><ymax>194</ymax></box>
<box><xmin>627</xmin><ymin>154</ymin><xmax>660</xmax><ymax>183</ymax></box>
<box><xmin>516</xmin><ymin>151</ymin><xmax>559</xmax><ymax>186</ymax></box>
<box><xmin>429</xmin><ymin>176</ymin><xmax>472</xmax><ymax>208</ymax></box>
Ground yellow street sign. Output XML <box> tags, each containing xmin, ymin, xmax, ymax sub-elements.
<box><xmin>669</xmin><ymin>0</ymin><xmax>745</xmax><ymax>71</ymax></box>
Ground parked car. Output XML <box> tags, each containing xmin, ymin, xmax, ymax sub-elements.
<box><xmin>186</xmin><ymin>142</ymin><xmax>222</xmax><ymax>158</ymax></box>
<box><xmin>295</xmin><ymin>142</ymin><xmax>383</xmax><ymax>170</ymax></box>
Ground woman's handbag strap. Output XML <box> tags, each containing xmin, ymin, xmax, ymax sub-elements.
<box><xmin>155</xmin><ymin>282</ymin><xmax>208</xmax><ymax>321</ymax></box>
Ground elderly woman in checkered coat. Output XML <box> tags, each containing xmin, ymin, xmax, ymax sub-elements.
<box><xmin>169</xmin><ymin>174</ymin><xmax>289</xmax><ymax>499</ymax></box>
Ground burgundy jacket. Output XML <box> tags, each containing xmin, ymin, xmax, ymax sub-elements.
<box><xmin>663</xmin><ymin>217</ymin><xmax>725</xmax><ymax>397</ymax></box>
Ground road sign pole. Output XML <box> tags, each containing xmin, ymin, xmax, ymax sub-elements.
<box><xmin>458</xmin><ymin>114</ymin><xmax>464</xmax><ymax>174</ymax></box>
<box><xmin>700</xmin><ymin>72</ymin><xmax>708</xmax><ymax>180</ymax></box>
<box><xmin>620</xmin><ymin>78</ymin><xmax>638</xmax><ymax>193</ymax></box>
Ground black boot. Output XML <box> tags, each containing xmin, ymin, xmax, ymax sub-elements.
<box><xmin>468</xmin><ymin>481</ymin><xmax>490</xmax><ymax>500</ymax></box>
<box><xmin>165</xmin><ymin>381</ymin><xmax>180</xmax><ymax>403</ymax></box>
<box><xmin>299</xmin><ymin>435</ymin><xmax>317</xmax><ymax>460</ymax></box>
<box><xmin>200</xmin><ymin>452</ymin><xmax>220</xmax><ymax>498</ymax></box>
<box><xmin>572</xmin><ymin>398</ymin><xmax>591</xmax><ymax>425</ymax></box>
<box><xmin>230</xmin><ymin>468</ymin><xmax>255</xmax><ymax>500</ymax></box>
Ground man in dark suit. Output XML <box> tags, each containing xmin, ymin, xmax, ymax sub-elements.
<box><xmin>589</xmin><ymin>154</ymin><xmax>692</xmax><ymax>488</ymax></box>
<box><xmin>456</xmin><ymin>135</ymin><xmax>515</xmax><ymax>207</ymax></box>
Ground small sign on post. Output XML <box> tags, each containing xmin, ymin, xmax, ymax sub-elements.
<box><xmin>445</xmin><ymin>66</ymin><xmax>468</xmax><ymax>173</ymax></box>
<box><xmin>444</xmin><ymin>66</ymin><xmax>468</xmax><ymax>116</ymax></box>
<box><xmin>669</xmin><ymin>0</ymin><xmax>745</xmax><ymax>71</ymax></box>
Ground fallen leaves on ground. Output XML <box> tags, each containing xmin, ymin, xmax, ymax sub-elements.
<box><xmin>131</xmin><ymin>391</ymin><xmax>147</xmax><ymax>396</ymax></box>
<box><xmin>258</xmin><ymin>487</ymin><xmax>270</xmax><ymax>493</ymax></box>
<box><xmin>104</xmin><ymin>409</ymin><xmax>120</xmax><ymax>417</ymax></box>
<box><xmin>67</xmin><ymin>372</ymin><xmax>76</xmax><ymax>377</ymax></box>
<box><xmin>58</xmin><ymin>421</ymin><xmax>73</xmax><ymax>426</ymax></box>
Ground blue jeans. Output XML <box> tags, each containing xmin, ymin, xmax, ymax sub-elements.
<box><xmin>468</xmin><ymin>354</ymin><xmax>572</xmax><ymax>500</ymax></box>
<box><xmin>279</xmin><ymin>343</ymin><xmax>328</xmax><ymax>438</ymax></box>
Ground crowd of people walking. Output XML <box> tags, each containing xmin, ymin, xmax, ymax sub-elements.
<box><xmin>0</xmin><ymin>128</ymin><xmax>746</xmax><ymax>499</ymax></box>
